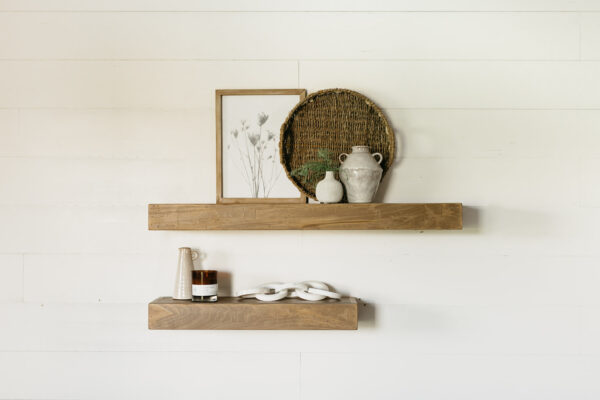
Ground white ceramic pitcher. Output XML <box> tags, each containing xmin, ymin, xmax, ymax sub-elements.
<box><xmin>173</xmin><ymin>247</ymin><xmax>199</xmax><ymax>300</ymax></box>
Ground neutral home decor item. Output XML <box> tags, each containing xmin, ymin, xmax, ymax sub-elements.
<box><xmin>315</xmin><ymin>171</ymin><xmax>344</xmax><ymax>203</ymax></box>
<box><xmin>173</xmin><ymin>247</ymin><xmax>198</xmax><ymax>300</ymax></box>
<box><xmin>339</xmin><ymin>145</ymin><xmax>383</xmax><ymax>203</ymax></box>
<box><xmin>216</xmin><ymin>89</ymin><xmax>307</xmax><ymax>204</ymax></box>
<box><xmin>192</xmin><ymin>270</ymin><xmax>218</xmax><ymax>302</ymax></box>
<box><xmin>236</xmin><ymin>281</ymin><xmax>341</xmax><ymax>302</ymax></box>
<box><xmin>280</xmin><ymin>88</ymin><xmax>395</xmax><ymax>200</ymax></box>
<box><xmin>290</xmin><ymin>148</ymin><xmax>338</xmax><ymax>190</ymax></box>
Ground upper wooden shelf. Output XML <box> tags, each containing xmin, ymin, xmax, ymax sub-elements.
<box><xmin>148</xmin><ymin>203</ymin><xmax>462</xmax><ymax>231</ymax></box>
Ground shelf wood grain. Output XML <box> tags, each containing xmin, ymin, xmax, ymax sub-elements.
<box><xmin>148</xmin><ymin>203</ymin><xmax>462</xmax><ymax>230</ymax></box>
<box><xmin>148</xmin><ymin>297</ymin><xmax>358</xmax><ymax>330</ymax></box>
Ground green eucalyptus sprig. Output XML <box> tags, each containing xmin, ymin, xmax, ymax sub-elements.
<box><xmin>291</xmin><ymin>149</ymin><xmax>339</xmax><ymax>186</ymax></box>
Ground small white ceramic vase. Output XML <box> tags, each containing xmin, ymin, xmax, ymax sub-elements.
<box><xmin>339</xmin><ymin>145</ymin><xmax>383</xmax><ymax>203</ymax></box>
<box><xmin>173</xmin><ymin>247</ymin><xmax>198</xmax><ymax>300</ymax></box>
<box><xmin>315</xmin><ymin>171</ymin><xmax>344</xmax><ymax>203</ymax></box>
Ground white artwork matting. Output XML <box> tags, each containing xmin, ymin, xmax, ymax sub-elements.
<box><xmin>221</xmin><ymin>94</ymin><xmax>302</xmax><ymax>199</ymax></box>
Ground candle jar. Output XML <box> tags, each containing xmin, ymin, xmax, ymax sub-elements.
<box><xmin>192</xmin><ymin>270</ymin><xmax>218</xmax><ymax>302</ymax></box>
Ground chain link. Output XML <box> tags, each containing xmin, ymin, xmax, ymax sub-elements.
<box><xmin>235</xmin><ymin>281</ymin><xmax>341</xmax><ymax>301</ymax></box>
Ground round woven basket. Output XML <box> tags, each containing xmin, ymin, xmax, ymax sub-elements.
<box><xmin>280</xmin><ymin>88</ymin><xmax>395</xmax><ymax>200</ymax></box>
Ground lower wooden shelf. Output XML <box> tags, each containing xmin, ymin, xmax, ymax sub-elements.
<box><xmin>148</xmin><ymin>296</ymin><xmax>358</xmax><ymax>330</ymax></box>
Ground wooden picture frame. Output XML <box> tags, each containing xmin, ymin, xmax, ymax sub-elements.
<box><xmin>216</xmin><ymin>89</ymin><xmax>307</xmax><ymax>204</ymax></box>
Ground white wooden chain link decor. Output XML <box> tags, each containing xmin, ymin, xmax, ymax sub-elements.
<box><xmin>235</xmin><ymin>281</ymin><xmax>341</xmax><ymax>301</ymax></box>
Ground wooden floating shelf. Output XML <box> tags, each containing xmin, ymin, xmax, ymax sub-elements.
<box><xmin>148</xmin><ymin>297</ymin><xmax>358</xmax><ymax>330</ymax></box>
<box><xmin>148</xmin><ymin>203</ymin><xmax>462</xmax><ymax>231</ymax></box>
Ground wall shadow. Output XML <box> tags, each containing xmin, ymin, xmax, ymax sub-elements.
<box><xmin>462</xmin><ymin>205</ymin><xmax>480</xmax><ymax>233</ymax></box>
<box><xmin>357</xmin><ymin>299</ymin><xmax>376</xmax><ymax>328</ymax></box>
<box><xmin>374</xmin><ymin>119</ymin><xmax>405</xmax><ymax>203</ymax></box>
<box><xmin>217</xmin><ymin>271</ymin><xmax>233</xmax><ymax>297</ymax></box>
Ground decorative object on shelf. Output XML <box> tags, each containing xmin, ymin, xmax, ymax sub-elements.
<box><xmin>280</xmin><ymin>88</ymin><xmax>395</xmax><ymax>200</ymax></box>
<box><xmin>236</xmin><ymin>281</ymin><xmax>341</xmax><ymax>302</ymax></box>
<box><xmin>216</xmin><ymin>89</ymin><xmax>307</xmax><ymax>204</ymax></box>
<box><xmin>315</xmin><ymin>171</ymin><xmax>344</xmax><ymax>203</ymax></box>
<box><xmin>339</xmin><ymin>145</ymin><xmax>383</xmax><ymax>203</ymax></box>
<box><xmin>291</xmin><ymin>148</ymin><xmax>339</xmax><ymax>188</ymax></box>
<box><xmin>290</xmin><ymin>148</ymin><xmax>343</xmax><ymax>203</ymax></box>
<box><xmin>173</xmin><ymin>247</ymin><xmax>198</xmax><ymax>300</ymax></box>
<box><xmin>192</xmin><ymin>270</ymin><xmax>218</xmax><ymax>302</ymax></box>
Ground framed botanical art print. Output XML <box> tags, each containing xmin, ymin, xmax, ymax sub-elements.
<box><xmin>216</xmin><ymin>89</ymin><xmax>307</xmax><ymax>204</ymax></box>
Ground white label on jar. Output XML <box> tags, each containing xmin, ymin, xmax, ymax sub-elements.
<box><xmin>192</xmin><ymin>284</ymin><xmax>218</xmax><ymax>296</ymax></box>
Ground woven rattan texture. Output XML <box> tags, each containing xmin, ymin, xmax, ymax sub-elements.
<box><xmin>280</xmin><ymin>88</ymin><xmax>395</xmax><ymax>200</ymax></box>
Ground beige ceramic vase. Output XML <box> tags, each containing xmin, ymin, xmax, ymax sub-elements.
<box><xmin>173</xmin><ymin>247</ymin><xmax>198</xmax><ymax>300</ymax></box>
<box><xmin>339</xmin><ymin>145</ymin><xmax>383</xmax><ymax>203</ymax></box>
<box><xmin>315</xmin><ymin>171</ymin><xmax>344</xmax><ymax>203</ymax></box>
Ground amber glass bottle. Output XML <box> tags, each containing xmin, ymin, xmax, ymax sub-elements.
<box><xmin>192</xmin><ymin>270</ymin><xmax>218</xmax><ymax>302</ymax></box>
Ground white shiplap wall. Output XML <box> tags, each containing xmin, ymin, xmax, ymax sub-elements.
<box><xmin>1</xmin><ymin>1</ymin><xmax>600</xmax><ymax>398</ymax></box>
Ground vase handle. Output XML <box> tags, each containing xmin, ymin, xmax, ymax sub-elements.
<box><xmin>372</xmin><ymin>152</ymin><xmax>383</xmax><ymax>164</ymax></box>
<box><xmin>339</xmin><ymin>153</ymin><xmax>348</xmax><ymax>164</ymax></box>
